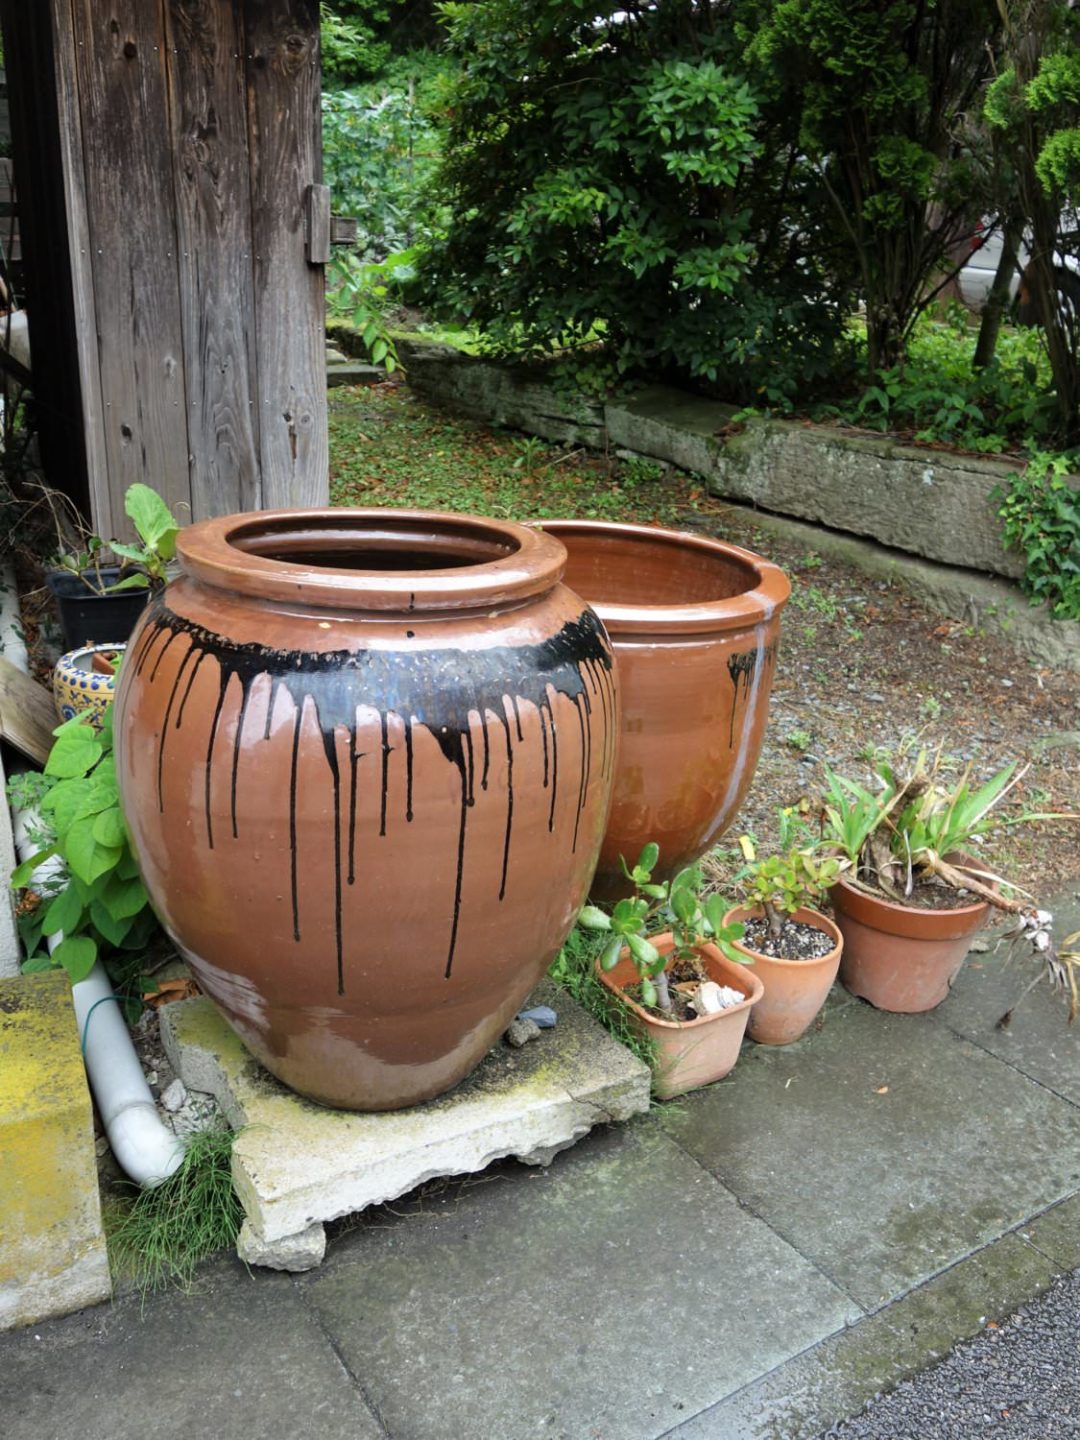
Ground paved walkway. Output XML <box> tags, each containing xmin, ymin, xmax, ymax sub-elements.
<box><xmin>3</xmin><ymin>899</ymin><xmax>1079</xmax><ymax>1440</ymax></box>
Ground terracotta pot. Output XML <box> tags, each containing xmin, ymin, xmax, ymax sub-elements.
<box><xmin>114</xmin><ymin>508</ymin><xmax>618</xmax><ymax>1111</ymax></box>
<box><xmin>540</xmin><ymin>522</ymin><xmax>789</xmax><ymax>899</ymax></box>
<box><xmin>595</xmin><ymin>932</ymin><xmax>763</xmax><ymax>1098</ymax></box>
<box><xmin>723</xmin><ymin>904</ymin><xmax>843</xmax><ymax>1045</ymax></box>
<box><xmin>830</xmin><ymin>870</ymin><xmax>990</xmax><ymax>1013</ymax></box>
<box><xmin>53</xmin><ymin>643</ymin><xmax>125</xmax><ymax>731</ymax></box>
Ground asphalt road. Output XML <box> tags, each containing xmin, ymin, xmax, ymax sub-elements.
<box><xmin>822</xmin><ymin>1268</ymin><xmax>1080</xmax><ymax>1439</ymax></box>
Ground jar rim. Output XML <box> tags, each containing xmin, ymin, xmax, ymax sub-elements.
<box><xmin>176</xmin><ymin>508</ymin><xmax>569</xmax><ymax>613</ymax></box>
<box><xmin>536</xmin><ymin>519</ymin><xmax>790</xmax><ymax>635</ymax></box>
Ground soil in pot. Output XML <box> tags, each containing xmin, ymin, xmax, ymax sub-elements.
<box><xmin>831</xmin><ymin>867</ymin><xmax>990</xmax><ymax>1014</ymax></box>
<box><xmin>726</xmin><ymin>904</ymin><xmax>844</xmax><ymax>1047</ymax></box>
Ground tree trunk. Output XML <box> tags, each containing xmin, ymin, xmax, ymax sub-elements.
<box><xmin>973</xmin><ymin>216</ymin><xmax>1023</xmax><ymax>371</ymax></box>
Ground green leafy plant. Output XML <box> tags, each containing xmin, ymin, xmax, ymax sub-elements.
<box><xmin>9</xmin><ymin>708</ymin><xmax>158</xmax><ymax>984</ymax></box>
<box><xmin>326</xmin><ymin>251</ymin><xmax>404</xmax><ymax>371</ymax></box>
<box><xmin>995</xmin><ymin>450</ymin><xmax>1080</xmax><ymax>619</ymax></box>
<box><xmin>51</xmin><ymin>483</ymin><xmax>179</xmax><ymax>596</ymax></box>
<box><xmin>740</xmin><ymin>837</ymin><xmax>841</xmax><ymax>944</ymax></box>
<box><xmin>577</xmin><ymin>844</ymin><xmax>746</xmax><ymax>1014</ymax></box>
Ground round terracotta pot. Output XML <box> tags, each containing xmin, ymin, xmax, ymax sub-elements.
<box><xmin>830</xmin><ymin>872</ymin><xmax>990</xmax><ymax>1013</ymax></box>
<box><xmin>113</xmin><ymin>508</ymin><xmax>618</xmax><ymax>1111</ymax></box>
<box><xmin>539</xmin><ymin>522</ymin><xmax>789</xmax><ymax>899</ymax></box>
<box><xmin>595</xmin><ymin>932</ymin><xmax>763</xmax><ymax>1099</ymax></box>
<box><xmin>723</xmin><ymin>904</ymin><xmax>843</xmax><ymax>1045</ymax></box>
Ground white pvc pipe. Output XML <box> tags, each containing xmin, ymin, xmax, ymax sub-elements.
<box><xmin>9</xmin><ymin>782</ymin><xmax>184</xmax><ymax>1189</ymax></box>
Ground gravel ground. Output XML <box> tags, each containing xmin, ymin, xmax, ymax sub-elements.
<box><xmin>822</xmin><ymin>1269</ymin><xmax>1080</xmax><ymax>1439</ymax></box>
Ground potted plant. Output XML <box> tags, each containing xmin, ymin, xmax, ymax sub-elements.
<box><xmin>53</xmin><ymin>642</ymin><xmax>125</xmax><ymax>730</ymax></box>
<box><xmin>721</xmin><ymin>822</ymin><xmax>844</xmax><ymax>1045</ymax></box>
<box><xmin>46</xmin><ymin>484</ymin><xmax>179</xmax><ymax>648</ymax></box>
<box><xmin>821</xmin><ymin>748</ymin><xmax>1074</xmax><ymax>1014</ymax></box>
<box><xmin>581</xmin><ymin>844</ymin><xmax>764</xmax><ymax>1098</ymax></box>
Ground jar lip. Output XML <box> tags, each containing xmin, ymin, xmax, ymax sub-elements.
<box><xmin>176</xmin><ymin>508</ymin><xmax>569</xmax><ymax>613</ymax></box>
<box><xmin>535</xmin><ymin>520</ymin><xmax>790</xmax><ymax>635</ymax></box>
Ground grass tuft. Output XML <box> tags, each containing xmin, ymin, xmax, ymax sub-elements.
<box><xmin>104</xmin><ymin>1126</ymin><xmax>244</xmax><ymax>1297</ymax></box>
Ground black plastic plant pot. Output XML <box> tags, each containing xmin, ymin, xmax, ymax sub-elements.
<box><xmin>46</xmin><ymin>566</ymin><xmax>151</xmax><ymax>649</ymax></box>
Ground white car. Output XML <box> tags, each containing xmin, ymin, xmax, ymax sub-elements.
<box><xmin>957</xmin><ymin>213</ymin><xmax>1080</xmax><ymax>326</ymax></box>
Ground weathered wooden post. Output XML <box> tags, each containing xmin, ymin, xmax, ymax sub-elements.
<box><xmin>1</xmin><ymin>0</ymin><xmax>329</xmax><ymax>532</ymax></box>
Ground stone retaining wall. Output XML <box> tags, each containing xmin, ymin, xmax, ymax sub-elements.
<box><xmin>396</xmin><ymin>336</ymin><xmax>1077</xmax><ymax>584</ymax></box>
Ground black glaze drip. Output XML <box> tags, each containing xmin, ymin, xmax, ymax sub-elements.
<box><xmin>139</xmin><ymin>599</ymin><xmax>614</xmax><ymax>989</ymax></box>
<box><xmin>726</xmin><ymin>640</ymin><xmax>778</xmax><ymax>746</ymax></box>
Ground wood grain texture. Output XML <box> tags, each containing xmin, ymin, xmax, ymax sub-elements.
<box><xmin>164</xmin><ymin>0</ymin><xmax>261</xmax><ymax>521</ymax></box>
<box><xmin>305</xmin><ymin>182</ymin><xmax>330</xmax><ymax>264</ymax></box>
<box><xmin>72</xmin><ymin>1</ymin><xmax>191</xmax><ymax>532</ymax></box>
<box><xmin>0</xmin><ymin>658</ymin><xmax>57</xmax><ymax>766</ymax></box>
<box><xmin>244</xmin><ymin>0</ymin><xmax>328</xmax><ymax>507</ymax></box>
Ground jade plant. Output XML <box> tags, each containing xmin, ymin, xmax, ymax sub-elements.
<box><xmin>578</xmin><ymin>844</ymin><xmax>747</xmax><ymax>1014</ymax></box>
<box><xmin>8</xmin><ymin>707</ymin><xmax>158</xmax><ymax>984</ymax></box>
<box><xmin>741</xmin><ymin>841</ymin><xmax>841</xmax><ymax>943</ymax></box>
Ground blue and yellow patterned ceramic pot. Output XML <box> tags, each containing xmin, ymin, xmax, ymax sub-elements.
<box><xmin>53</xmin><ymin>643</ymin><xmax>125</xmax><ymax>730</ymax></box>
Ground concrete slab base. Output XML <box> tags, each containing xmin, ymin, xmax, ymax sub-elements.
<box><xmin>160</xmin><ymin>979</ymin><xmax>651</xmax><ymax>1268</ymax></box>
<box><xmin>0</xmin><ymin>972</ymin><xmax>111</xmax><ymax>1329</ymax></box>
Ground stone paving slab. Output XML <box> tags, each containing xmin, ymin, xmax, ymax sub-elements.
<box><xmin>0</xmin><ymin>1258</ymin><xmax>384</xmax><ymax>1440</ymax></box>
<box><xmin>668</xmin><ymin>1230</ymin><xmax>1059</xmax><ymax>1440</ymax></box>
<box><xmin>298</xmin><ymin>1124</ymin><xmax>858</xmax><ymax>1440</ymax></box>
<box><xmin>161</xmin><ymin>980</ymin><xmax>651</xmax><ymax>1253</ymax></box>
<box><xmin>933</xmin><ymin>902</ymin><xmax>1080</xmax><ymax>1106</ymax></box>
<box><xmin>665</xmin><ymin>997</ymin><xmax>1080</xmax><ymax>1311</ymax></box>
<box><xmin>1021</xmin><ymin>1193</ymin><xmax>1080</xmax><ymax>1273</ymax></box>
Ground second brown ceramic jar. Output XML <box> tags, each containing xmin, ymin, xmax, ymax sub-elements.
<box><xmin>540</xmin><ymin>521</ymin><xmax>789</xmax><ymax>898</ymax></box>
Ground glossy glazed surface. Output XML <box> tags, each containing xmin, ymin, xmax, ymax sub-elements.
<box><xmin>540</xmin><ymin>522</ymin><xmax>789</xmax><ymax>897</ymax></box>
<box><xmin>114</xmin><ymin>509</ymin><xmax>618</xmax><ymax>1110</ymax></box>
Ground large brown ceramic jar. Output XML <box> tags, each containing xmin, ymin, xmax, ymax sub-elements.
<box><xmin>114</xmin><ymin>509</ymin><xmax>618</xmax><ymax>1111</ymax></box>
<box><xmin>540</xmin><ymin>521</ymin><xmax>789</xmax><ymax>898</ymax></box>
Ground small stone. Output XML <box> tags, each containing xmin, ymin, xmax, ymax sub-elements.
<box><xmin>505</xmin><ymin>1017</ymin><xmax>542</xmax><ymax>1048</ymax></box>
<box><xmin>160</xmin><ymin>1078</ymin><xmax>188</xmax><ymax>1113</ymax></box>
<box><xmin>236</xmin><ymin>1220</ymin><xmax>326</xmax><ymax>1272</ymax></box>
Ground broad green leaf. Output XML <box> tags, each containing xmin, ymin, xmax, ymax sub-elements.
<box><xmin>92</xmin><ymin>808</ymin><xmax>127</xmax><ymax>848</ymax></box>
<box><xmin>90</xmin><ymin>899</ymin><xmax>134</xmax><ymax>947</ymax></box>
<box><xmin>108</xmin><ymin>573</ymin><xmax>150</xmax><ymax>591</ymax></box>
<box><xmin>54</xmin><ymin>935</ymin><xmax>97</xmax><ymax>984</ymax></box>
<box><xmin>9</xmin><ymin>846</ymin><xmax>58</xmax><ymax>889</ymax></box>
<box><xmin>640</xmin><ymin>977</ymin><xmax>658</xmax><ymax>1008</ymax></box>
<box><xmin>45</xmin><ymin>727</ymin><xmax>102</xmax><ymax>779</ymax></box>
<box><xmin>42</xmin><ymin>884</ymin><xmax>85</xmax><ymax>938</ymax></box>
<box><xmin>21</xmin><ymin>953</ymin><xmax>55</xmax><ymax>974</ymax></box>
<box><xmin>63</xmin><ymin>817</ymin><xmax>121</xmax><ymax>885</ymax></box>
<box><xmin>636</xmin><ymin>841</ymin><xmax>659</xmax><ymax>874</ymax></box>
<box><xmin>125</xmin><ymin>483</ymin><xmax>178</xmax><ymax>551</ymax></box>
<box><xmin>100</xmin><ymin>874</ymin><xmax>149</xmax><ymax>920</ymax></box>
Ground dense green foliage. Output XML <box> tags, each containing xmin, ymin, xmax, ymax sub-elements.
<box><xmin>743</xmin><ymin>0</ymin><xmax>999</xmax><ymax>372</ymax></box>
<box><xmin>322</xmin><ymin>57</ymin><xmax>445</xmax><ymax>258</ymax></box>
<box><xmin>995</xmin><ymin>451</ymin><xmax>1080</xmax><ymax>619</ymax></box>
<box><xmin>9</xmin><ymin>710</ymin><xmax>159</xmax><ymax>986</ymax></box>
<box><xmin>424</xmin><ymin>2</ymin><xmax>853</xmax><ymax>403</ymax></box>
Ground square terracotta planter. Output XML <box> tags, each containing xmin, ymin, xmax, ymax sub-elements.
<box><xmin>595</xmin><ymin>933</ymin><xmax>763</xmax><ymax>1099</ymax></box>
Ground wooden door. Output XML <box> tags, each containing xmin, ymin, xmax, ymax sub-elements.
<box><xmin>47</xmin><ymin>0</ymin><xmax>328</xmax><ymax>533</ymax></box>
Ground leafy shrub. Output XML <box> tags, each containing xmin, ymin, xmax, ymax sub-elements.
<box><xmin>9</xmin><ymin>708</ymin><xmax>159</xmax><ymax>984</ymax></box>
<box><xmin>995</xmin><ymin>450</ymin><xmax>1080</xmax><ymax>619</ymax></box>
<box><xmin>424</xmin><ymin>2</ymin><xmax>853</xmax><ymax>404</ymax></box>
<box><xmin>322</xmin><ymin>56</ymin><xmax>448</xmax><ymax>258</ymax></box>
